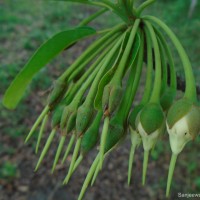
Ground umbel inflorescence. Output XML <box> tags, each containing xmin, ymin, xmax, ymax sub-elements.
<box><xmin>3</xmin><ymin>0</ymin><xmax>200</xmax><ymax>199</ymax></box>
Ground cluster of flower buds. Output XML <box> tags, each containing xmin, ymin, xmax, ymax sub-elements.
<box><xmin>3</xmin><ymin>0</ymin><xmax>200</xmax><ymax>199</ymax></box>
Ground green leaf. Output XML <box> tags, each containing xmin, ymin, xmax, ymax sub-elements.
<box><xmin>3</xmin><ymin>26</ymin><xmax>96</xmax><ymax>110</ymax></box>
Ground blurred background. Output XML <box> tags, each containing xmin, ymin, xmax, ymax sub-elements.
<box><xmin>0</xmin><ymin>0</ymin><xmax>200</xmax><ymax>200</ymax></box>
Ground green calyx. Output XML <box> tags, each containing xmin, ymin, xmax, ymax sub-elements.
<box><xmin>102</xmin><ymin>83</ymin><xmax>123</xmax><ymax>114</ymax></box>
<box><xmin>160</xmin><ymin>87</ymin><xmax>176</xmax><ymax>112</ymax></box>
<box><xmin>48</xmin><ymin>79</ymin><xmax>67</xmax><ymax>108</ymax></box>
<box><xmin>76</xmin><ymin>103</ymin><xmax>95</xmax><ymax>135</ymax></box>
<box><xmin>186</xmin><ymin>105</ymin><xmax>200</xmax><ymax>138</ymax></box>
<box><xmin>137</xmin><ymin>103</ymin><xmax>165</xmax><ymax>134</ymax></box>
<box><xmin>60</xmin><ymin>105</ymin><xmax>77</xmax><ymax>134</ymax></box>
<box><xmin>104</xmin><ymin>124</ymin><xmax>124</xmax><ymax>153</ymax></box>
<box><xmin>104</xmin><ymin>116</ymin><xmax>125</xmax><ymax>153</ymax></box>
<box><xmin>167</xmin><ymin>98</ymin><xmax>193</xmax><ymax>129</ymax></box>
<box><xmin>51</xmin><ymin>103</ymin><xmax>65</xmax><ymax>128</ymax></box>
<box><xmin>81</xmin><ymin>111</ymin><xmax>102</xmax><ymax>154</ymax></box>
<box><xmin>128</xmin><ymin>104</ymin><xmax>144</xmax><ymax>130</ymax></box>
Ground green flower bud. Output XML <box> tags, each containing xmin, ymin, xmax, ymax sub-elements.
<box><xmin>108</xmin><ymin>85</ymin><xmax>123</xmax><ymax>114</ymax></box>
<box><xmin>166</xmin><ymin>100</ymin><xmax>200</xmax><ymax>197</ymax></box>
<box><xmin>102</xmin><ymin>84</ymin><xmax>110</xmax><ymax>110</ymax></box>
<box><xmin>48</xmin><ymin>79</ymin><xmax>67</xmax><ymax>107</ymax></box>
<box><xmin>104</xmin><ymin>117</ymin><xmax>124</xmax><ymax>153</ymax></box>
<box><xmin>128</xmin><ymin>104</ymin><xmax>144</xmax><ymax>130</ymax></box>
<box><xmin>65</xmin><ymin>111</ymin><xmax>76</xmax><ymax>134</ymax></box>
<box><xmin>136</xmin><ymin>103</ymin><xmax>165</xmax><ymax>151</ymax></box>
<box><xmin>160</xmin><ymin>88</ymin><xmax>176</xmax><ymax>112</ymax></box>
<box><xmin>102</xmin><ymin>83</ymin><xmax>123</xmax><ymax>115</ymax></box>
<box><xmin>166</xmin><ymin>98</ymin><xmax>200</xmax><ymax>155</ymax></box>
<box><xmin>51</xmin><ymin>104</ymin><xmax>65</xmax><ymax>128</ymax></box>
<box><xmin>76</xmin><ymin>103</ymin><xmax>95</xmax><ymax>135</ymax></box>
<box><xmin>81</xmin><ymin>111</ymin><xmax>102</xmax><ymax>154</ymax></box>
<box><xmin>60</xmin><ymin>105</ymin><xmax>76</xmax><ymax>134</ymax></box>
<box><xmin>135</xmin><ymin>103</ymin><xmax>165</xmax><ymax>185</ymax></box>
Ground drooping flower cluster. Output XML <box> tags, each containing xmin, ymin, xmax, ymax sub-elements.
<box><xmin>3</xmin><ymin>0</ymin><xmax>200</xmax><ymax>199</ymax></box>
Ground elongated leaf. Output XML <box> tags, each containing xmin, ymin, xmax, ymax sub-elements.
<box><xmin>3</xmin><ymin>26</ymin><xmax>96</xmax><ymax>110</ymax></box>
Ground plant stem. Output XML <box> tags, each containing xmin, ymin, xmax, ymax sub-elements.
<box><xmin>118</xmin><ymin>29</ymin><xmax>144</xmax><ymax>121</ymax></box>
<box><xmin>155</xmin><ymin>27</ymin><xmax>177</xmax><ymax>91</ymax></box>
<box><xmin>61</xmin><ymin>33</ymin><xmax>124</xmax><ymax>125</ymax></box>
<box><xmin>63</xmin><ymin>38</ymin><xmax>117</xmax><ymax>109</ymax></box>
<box><xmin>143</xmin><ymin>15</ymin><xmax>197</xmax><ymax>101</ymax></box>
<box><xmin>129</xmin><ymin>0</ymin><xmax>135</xmax><ymax>8</ymax></box>
<box><xmin>64</xmin><ymin>34</ymin><xmax>120</xmax><ymax>105</ymax></box>
<box><xmin>99</xmin><ymin>117</ymin><xmax>110</xmax><ymax>169</ymax></box>
<box><xmin>158</xmin><ymin>37</ymin><xmax>168</xmax><ymax>94</ymax></box>
<box><xmin>144</xmin><ymin>20</ymin><xmax>162</xmax><ymax>103</ymax></box>
<box><xmin>67</xmin><ymin>34</ymin><xmax>120</xmax><ymax>83</ymax></box>
<box><xmin>79</xmin><ymin>8</ymin><xmax>108</xmax><ymax>26</ymax></box>
<box><xmin>69</xmin><ymin>62</ymin><xmax>100</xmax><ymax>105</ymax></box>
<box><xmin>123</xmin><ymin>0</ymin><xmax>135</xmax><ymax>23</ymax></box>
<box><xmin>59</xmin><ymin>24</ymin><xmax>125</xmax><ymax>82</ymax></box>
<box><xmin>112</xmin><ymin>19</ymin><xmax>141</xmax><ymax>83</ymax></box>
<box><xmin>140</xmin><ymin>26</ymin><xmax>153</xmax><ymax>104</ymax></box>
<box><xmin>96</xmin><ymin>27</ymin><xmax>116</xmax><ymax>34</ymax></box>
<box><xmin>136</xmin><ymin>0</ymin><xmax>156</xmax><ymax>17</ymax></box>
<box><xmin>92</xmin><ymin>0</ymin><xmax>129</xmax><ymax>23</ymax></box>
<box><xmin>86</xmin><ymin>32</ymin><xmax>127</xmax><ymax>105</ymax></box>
<box><xmin>128</xmin><ymin>0</ymin><xmax>137</xmax><ymax>16</ymax></box>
